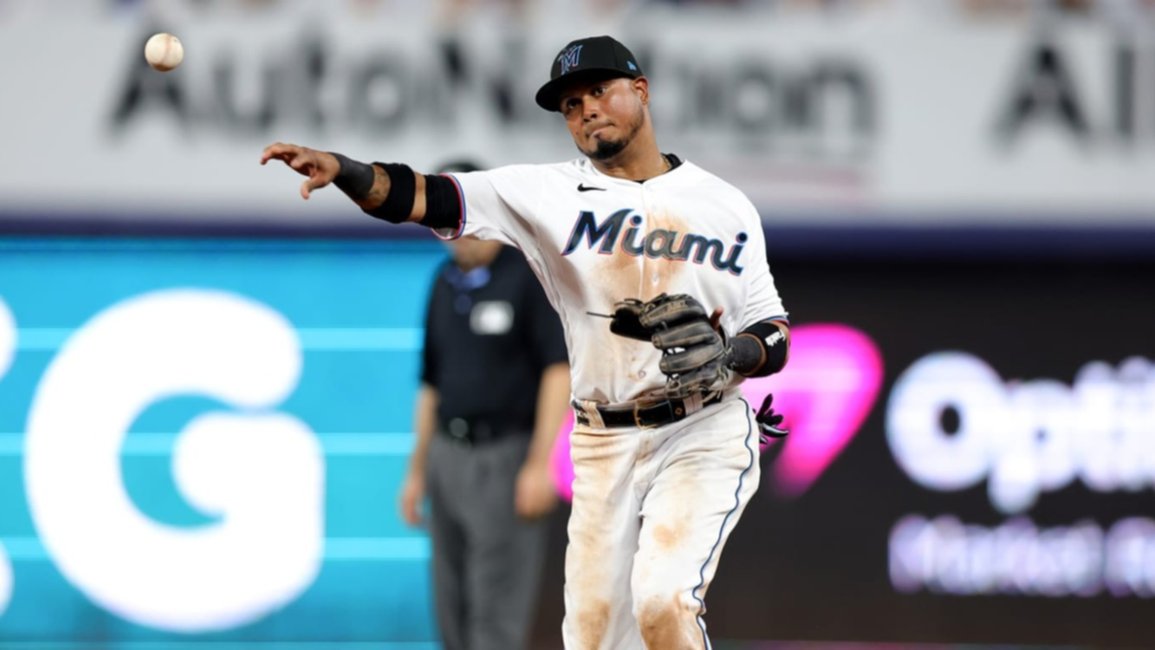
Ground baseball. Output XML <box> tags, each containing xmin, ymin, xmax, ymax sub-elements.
<box><xmin>144</xmin><ymin>33</ymin><xmax>183</xmax><ymax>72</ymax></box>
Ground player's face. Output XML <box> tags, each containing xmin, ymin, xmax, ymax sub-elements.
<box><xmin>559</xmin><ymin>76</ymin><xmax>648</xmax><ymax>162</ymax></box>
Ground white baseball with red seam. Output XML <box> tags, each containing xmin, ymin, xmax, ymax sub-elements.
<box><xmin>144</xmin><ymin>33</ymin><xmax>183</xmax><ymax>72</ymax></box>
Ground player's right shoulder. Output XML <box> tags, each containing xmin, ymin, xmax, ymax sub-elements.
<box><xmin>681</xmin><ymin>161</ymin><xmax>761</xmax><ymax>217</ymax></box>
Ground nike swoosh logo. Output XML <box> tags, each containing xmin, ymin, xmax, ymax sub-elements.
<box><xmin>577</xmin><ymin>184</ymin><xmax>606</xmax><ymax>192</ymax></box>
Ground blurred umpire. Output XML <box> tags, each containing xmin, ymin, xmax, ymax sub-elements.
<box><xmin>398</xmin><ymin>159</ymin><xmax>571</xmax><ymax>650</ymax></box>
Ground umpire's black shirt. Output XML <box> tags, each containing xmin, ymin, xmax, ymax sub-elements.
<box><xmin>421</xmin><ymin>246</ymin><xmax>568</xmax><ymax>437</ymax></box>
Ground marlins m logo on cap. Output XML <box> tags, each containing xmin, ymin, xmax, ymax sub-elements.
<box><xmin>535</xmin><ymin>36</ymin><xmax>645</xmax><ymax>111</ymax></box>
<box><xmin>558</xmin><ymin>44</ymin><xmax>583</xmax><ymax>75</ymax></box>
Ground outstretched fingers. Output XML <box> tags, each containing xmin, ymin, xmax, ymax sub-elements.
<box><xmin>262</xmin><ymin>143</ymin><xmax>337</xmax><ymax>200</ymax></box>
<box><xmin>301</xmin><ymin>166</ymin><xmax>334</xmax><ymax>200</ymax></box>
<box><xmin>300</xmin><ymin>172</ymin><xmax>318</xmax><ymax>200</ymax></box>
<box><xmin>260</xmin><ymin>142</ymin><xmax>297</xmax><ymax>166</ymax></box>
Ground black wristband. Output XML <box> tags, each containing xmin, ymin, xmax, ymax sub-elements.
<box><xmin>366</xmin><ymin>162</ymin><xmax>416</xmax><ymax>224</ymax></box>
<box><xmin>727</xmin><ymin>321</ymin><xmax>788</xmax><ymax>377</ymax></box>
<box><xmin>728</xmin><ymin>334</ymin><xmax>766</xmax><ymax>377</ymax></box>
<box><xmin>330</xmin><ymin>153</ymin><xmax>375</xmax><ymax>201</ymax></box>
<box><xmin>421</xmin><ymin>174</ymin><xmax>464</xmax><ymax>231</ymax></box>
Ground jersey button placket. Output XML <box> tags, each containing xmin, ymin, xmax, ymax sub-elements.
<box><xmin>639</xmin><ymin>186</ymin><xmax>661</xmax><ymax>289</ymax></box>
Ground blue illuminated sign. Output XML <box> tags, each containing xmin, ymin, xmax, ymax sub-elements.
<box><xmin>0</xmin><ymin>237</ymin><xmax>448</xmax><ymax>646</ymax></box>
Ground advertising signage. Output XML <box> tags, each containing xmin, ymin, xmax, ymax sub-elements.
<box><xmin>691</xmin><ymin>258</ymin><xmax>1155</xmax><ymax>647</ymax></box>
<box><xmin>5</xmin><ymin>3</ymin><xmax>1155</xmax><ymax>233</ymax></box>
<box><xmin>1</xmin><ymin>239</ymin><xmax>1152</xmax><ymax>647</ymax></box>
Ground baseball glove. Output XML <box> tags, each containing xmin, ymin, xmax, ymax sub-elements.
<box><xmin>609</xmin><ymin>293</ymin><xmax>728</xmax><ymax>398</ymax></box>
<box><xmin>609</xmin><ymin>293</ymin><xmax>791</xmax><ymax>437</ymax></box>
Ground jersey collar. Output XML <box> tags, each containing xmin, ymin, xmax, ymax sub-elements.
<box><xmin>579</xmin><ymin>153</ymin><xmax>686</xmax><ymax>186</ymax></box>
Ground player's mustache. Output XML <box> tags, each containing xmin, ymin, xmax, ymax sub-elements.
<box><xmin>584</xmin><ymin>122</ymin><xmax>614</xmax><ymax>137</ymax></box>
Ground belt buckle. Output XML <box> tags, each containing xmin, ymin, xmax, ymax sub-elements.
<box><xmin>447</xmin><ymin>417</ymin><xmax>473</xmax><ymax>446</ymax></box>
<box><xmin>633</xmin><ymin>401</ymin><xmax>659</xmax><ymax>429</ymax></box>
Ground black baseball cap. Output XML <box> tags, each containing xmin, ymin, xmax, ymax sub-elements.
<box><xmin>535</xmin><ymin>35</ymin><xmax>644</xmax><ymax>112</ymax></box>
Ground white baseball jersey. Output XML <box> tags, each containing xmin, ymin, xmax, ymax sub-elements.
<box><xmin>443</xmin><ymin>156</ymin><xmax>787</xmax><ymax>405</ymax></box>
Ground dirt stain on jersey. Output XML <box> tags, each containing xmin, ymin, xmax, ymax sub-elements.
<box><xmin>639</xmin><ymin>211</ymin><xmax>687</xmax><ymax>301</ymax></box>
<box><xmin>585</xmin><ymin>211</ymin><xmax>688</xmax><ymax>396</ymax></box>
<box><xmin>587</xmin><ymin>250</ymin><xmax>642</xmax><ymax>395</ymax></box>
<box><xmin>596</xmin><ymin>240</ymin><xmax>643</xmax><ymax>300</ymax></box>
<box><xmin>591</xmin><ymin>211</ymin><xmax>688</xmax><ymax>303</ymax></box>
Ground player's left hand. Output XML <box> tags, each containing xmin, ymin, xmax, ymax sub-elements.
<box><xmin>610</xmin><ymin>293</ymin><xmax>728</xmax><ymax>397</ymax></box>
<box><xmin>515</xmin><ymin>458</ymin><xmax>558</xmax><ymax>520</ymax></box>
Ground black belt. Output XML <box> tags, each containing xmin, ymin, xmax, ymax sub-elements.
<box><xmin>573</xmin><ymin>393</ymin><xmax>722</xmax><ymax>429</ymax></box>
<box><xmin>438</xmin><ymin>417</ymin><xmax>522</xmax><ymax>445</ymax></box>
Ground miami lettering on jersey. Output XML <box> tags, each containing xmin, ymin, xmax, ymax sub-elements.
<box><xmin>561</xmin><ymin>209</ymin><xmax>748</xmax><ymax>275</ymax></box>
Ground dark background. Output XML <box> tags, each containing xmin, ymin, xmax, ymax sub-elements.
<box><xmin>531</xmin><ymin>255</ymin><xmax>1155</xmax><ymax>649</ymax></box>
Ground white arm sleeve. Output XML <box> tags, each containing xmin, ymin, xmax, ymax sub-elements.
<box><xmin>740</xmin><ymin>206</ymin><xmax>788</xmax><ymax>330</ymax></box>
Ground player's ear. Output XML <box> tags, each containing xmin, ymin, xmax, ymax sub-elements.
<box><xmin>632</xmin><ymin>76</ymin><xmax>649</xmax><ymax>106</ymax></box>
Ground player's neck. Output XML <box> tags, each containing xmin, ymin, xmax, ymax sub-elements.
<box><xmin>589</xmin><ymin>134</ymin><xmax>668</xmax><ymax>182</ymax></box>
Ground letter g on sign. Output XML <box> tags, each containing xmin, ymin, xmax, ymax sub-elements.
<box><xmin>23</xmin><ymin>289</ymin><xmax>323</xmax><ymax>632</ymax></box>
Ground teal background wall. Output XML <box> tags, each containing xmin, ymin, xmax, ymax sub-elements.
<box><xmin>0</xmin><ymin>237</ymin><xmax>448</xmax><ymax>647</ymax></box>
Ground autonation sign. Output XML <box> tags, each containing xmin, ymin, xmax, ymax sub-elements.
<box><xmin>886</xmin><ymin>351</ymin><xmax>1155</xmax><ymax>598</ymax></box>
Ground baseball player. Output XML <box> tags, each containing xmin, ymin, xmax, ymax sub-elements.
<box><xmin>261</xmin><ymin>35</ymin><xmax>789</xmax><ymax>650</ymax></box>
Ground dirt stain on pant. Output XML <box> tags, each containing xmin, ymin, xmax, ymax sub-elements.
<box><xmin>637</xmin><ymin>594</ymin><xmax>704</xmax><ymax>650</ymax></box>
<box><xmin>575</xmin><ymin>598</ymin><xmax>611</xmax><ymax>650</ymax></box>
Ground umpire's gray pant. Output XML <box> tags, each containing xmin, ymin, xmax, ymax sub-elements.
<box><xmin>426</xmin><ymin>433</ymin><xmax>549</xmax><ymax>650</ymax></box>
